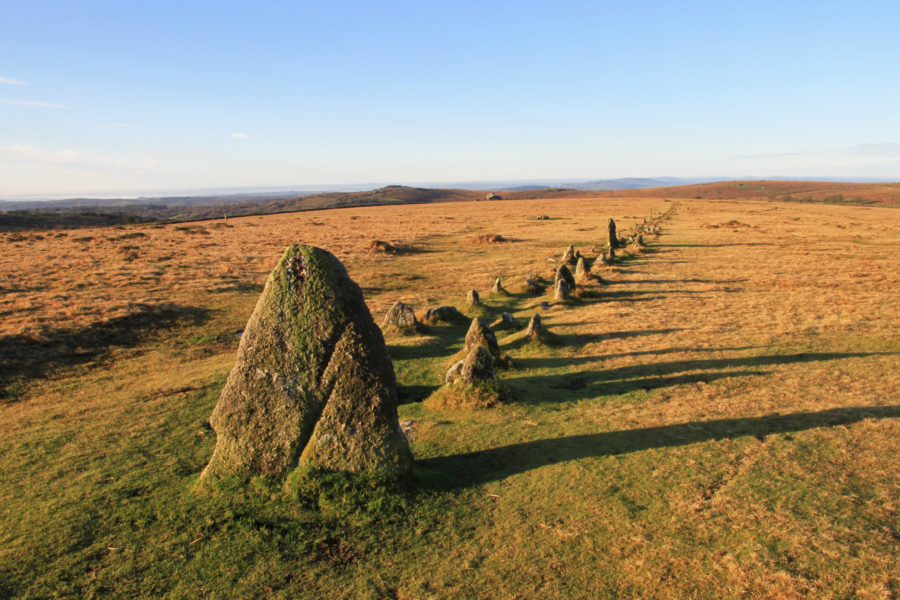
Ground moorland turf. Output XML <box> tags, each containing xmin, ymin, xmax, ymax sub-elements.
<box><xmin>1</xmin><ymin>195</ymin><xmax>898</xmax><ymax>598</ymax></box>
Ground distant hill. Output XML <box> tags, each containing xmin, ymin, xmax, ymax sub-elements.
<box><xmin>2</xmin><ymin>180</ymin><xmax>898</xmax><ymax>231</ymax></box>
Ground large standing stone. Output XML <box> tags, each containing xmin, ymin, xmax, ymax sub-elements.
<box><xmin>608</xmin><ymin>218</ymin><xmax>618</xmax><ymax>249</ymax></box>
<box><xmin>201</xmin><ymin>245</ymin><xmax>412</xmax><ymax>480</ymax></box>
<box><xmin>555</xmin><ymin>279</ymin><xmax>570</xmax><ymax>301</ymax></box>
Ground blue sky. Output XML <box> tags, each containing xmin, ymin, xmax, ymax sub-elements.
<box><xmin>2</xmin><ymin>0</ymin><xmax>900</xmax><ymax>197</ymax></box>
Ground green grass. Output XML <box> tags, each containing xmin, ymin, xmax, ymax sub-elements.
<box><xmin>2</xmin><ymin>202</ymin><xmax>898</xmax><ymax>599</ymax></box>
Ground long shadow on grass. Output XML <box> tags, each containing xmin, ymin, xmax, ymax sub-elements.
<box><xmin>0</xmin><ymin>303</ymin><xmax>210</xmax><ymax>400</ymax></box>
<box><xmin>512</xmin><ymin>351</ymin><xmax>890</xmax><ymax>379</ymax></box>
<box><xmin>419</xmin><ymin>405</ymin><xmax>900</xmax><ymax>488</ymax></box>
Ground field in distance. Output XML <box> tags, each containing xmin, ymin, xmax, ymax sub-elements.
<box><xmin>1</xmin><ymin>195</ymin><xmax>898</xmax><ymax>598</ymax></box>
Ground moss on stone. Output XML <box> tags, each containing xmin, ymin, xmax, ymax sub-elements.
<box><xmin>201</xmin><ymin>245</ymin><xmax>412</xmax><ymax>483</ymax></box>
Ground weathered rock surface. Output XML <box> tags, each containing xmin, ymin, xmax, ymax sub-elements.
<box><xmin>202</xmin><ymin>245</ymin><xmax>412</xmax><ymax>481</ymax></box>
<box><xmin>608</xmin><ymin>218</ymin><xmax>618</xmax><ymax>249</ymax></box>
<box><xmin>381</xmin><ymin>300</ymin><xmax>418</xmax><ymax>331</ymax></box>
<box><xmin>555</xmin><ymin>279</ymin><xmax>570</xmax><ymax>301</ymax></box>
<box><xmin>445</xmin><ymin>346</ymin><xmax>496</xmax><ymax>386</ymax></box>
<box><xmin>525</xmin><ymin>314</ymin><xmax>542</xmax><ymax>339</ymax></box>
<box><xmin>464</xmin><ymin>318</ymin><xmax>501</xmax><ymax>359</ymax></box>
<box><xmin>555</xmin><ymin>264</ymin><xmax>576</xmax><ymax>289</ymax></box>
<box><xmin>466</xmin><ymin>289</ymin><xmax>481</xmax><ymax>306</ymax></box>
<box><xmin>575</xmin><ymin>256</ymin><xmax>588</xmax><ymax>279</ymax></box>
<box><xmin>424</xmin><ymin>305</ymin><xmax>465</xmax><ymax>324</ymax></box>
<box><xmin>561</xmin><ymin>245</ymin><xmax>576</xmax><ymax>264</ymax></box>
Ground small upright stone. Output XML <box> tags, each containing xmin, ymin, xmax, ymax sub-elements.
<box><xmin>464</xmin><ymin>318</ymin><xmax>501</xmax><ymax>359</ymax></box>
<box><xmin>608</xmin><ymin>218</ymin><xmax>618</xmax><ymax>249</ymax></box>
<box><xmin>555</xmin><ymin>279</ymin><xmax>570</xmax><ymax>301</ymax></box>
<box><xmin>381</xmin><ymin>300</ymin><xmax>418</xmax><ymax>332</ymax></box>
<box><xmin>575</xmin><ymin>256</ymin><xmax>589</xmax><ymax>279</ymax></box>
<box><xmin>466</xmin><ymin>289</ymin><xmax>481</xmax><ymax>306</ymax></box>
<box><xmin>491</xmin><ymin>277</ymin><xmax>507</xmax><ymax>295</ymax></box>
<box><xmin>555</xmin><ymin>264</ymin><xmax>576</xmax><ymax>290</ymax></box>
<box><xmin>201</xmin><ymin>245</ymin><xmax>412</xmax><ymax>482</ymax></box>
<box><xmin>525</xmin><ymin>314</ymin><xmax>542</xmax><ymax>339</ymax></box>
<box><xmin>561</xmin><ymin>245</ymin><xmax>576</xmax><ymax>264</ymax></box>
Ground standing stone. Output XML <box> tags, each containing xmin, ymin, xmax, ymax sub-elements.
<box><xmin>555</xmin><ymin>264</ymin><xmax>576</xmax><ymax>290</ymax></box>
<box><xmin>464</xmin><ymin>318</ymin><xmax>501</xmax><ymax>360</ymax></box>
<box><xmin>525</xmin><ymin>314</ymin><xmax>542</xmax><ymax>339</ymax></box>
<box><xmin>491</xmin><ymin>277</ymin><xmax>506</xmax><ymax>294</ymax></box>
<box><xmin>466</xmin><ymin>289</ymin><xmax>481</xmax><ymax>306</ymax></box>
<box><xmin>555</xmin><ymin>279</ymin><xmax>569</xmax><ymax>301</ymax></box>
<box><xmin>561</xmin><ymin>245</ymin><xmax>576</xmax><ymax>264</ymax></box>
<box><xmin>608</xmin><ymin>218</ymin><xmax>618</xmax><ymax>249</ymax></box>
<box><xmin>608</xmin><ymin>247</ymin><xmax>616</xmax><ymax>263</ymax></box>
<box><xmin>446</xmin><ymin>346</ymin><xmax>497</xmax><ymax>386</ymax></box>
<box><xmin>381</xmin><ymin>300</ymin><xmax>418</xmax><ymax>331</ymax></box>
<box><xmin>201</xmin><ymin>245</ymin><xmax>412</xmax><ymax>480</ymax></box>
<box><xmin>575</xmin><ymin>256</ymin><xmax>588</xmax><ymax>279</ymax></box>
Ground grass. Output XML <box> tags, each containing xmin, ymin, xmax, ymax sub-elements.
<box><xmin>1</xmin><ymin>196</ymin><xmax>898</xmax><ymax>598</ymax></box>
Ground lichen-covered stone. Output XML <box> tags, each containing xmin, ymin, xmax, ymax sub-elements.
<box><xmin>466</xmin><ymin>289</ymin><xmax>480</xmax><ymax>306</ymax></box>
<box><xmin>561</xmin><ymin>245</ymin><xmax>576</xmax><ymax>264</ymax></box>
<box><xmin>424</xmin><ymin>305</ymin><xmax>465</xmax><ymax>324</ymax></box>
<box><xmin>445</xmin><ymin>346</ymin><xmax>496</xmax><ymax>386</ymax></box>
<box><xmin>555</xmin><ymin>264</ymin><xmax>576</xmax><ymax>290</ymax></box>
<box><xmin>381</xmin><ymin>300</ymin><xmax>418</xmax><ymax>332</ymax></box>
<box><xmin>555</xmin><ymin>279</ymin><xmax>569</xmax><ymax>301</ymax></box>
<box><xmin>464</xmin><ymin>318</ymin><xmax>501</xmax><ymax>359</ymax></box>
<box><xmin>460</xmin><ymin>346</ymin><xmax>496</xmax><ymax>383</ymax></box>
<box><xmin>201</xmin><ymin>245</ymin><xmax>412</xmax><ymax>481</ymax></box>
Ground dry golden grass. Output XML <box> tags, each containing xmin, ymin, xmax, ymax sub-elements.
<box><xmin>1</xmin><ymin>196</ymin><xmax>898</xmax><ymax>598</ymax></box>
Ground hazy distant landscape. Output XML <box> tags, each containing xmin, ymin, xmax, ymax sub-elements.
<box><xmin>3</xmin><ymin>178</ymin><xmax>900</xmax><ymax>231</ymax></box>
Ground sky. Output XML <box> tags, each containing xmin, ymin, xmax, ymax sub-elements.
<box><xmin>2</xmin><ymin>0</ymin><xmax>900</xmax><ymax>198</ymax></box>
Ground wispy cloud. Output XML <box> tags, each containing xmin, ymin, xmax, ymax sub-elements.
<box><xmin>0</xmin><ymin>76</ymin><xmax>26</xmax><ymax>85</ymax></box>
<box><xmin>846</xmin><ymin>143</ymin><xmax>900</xmax><ymax>157</ymax></box>
<box><xmin>2</xmin><ymin>99</ymin><xmax>72</xmax><ymax>109</ymax></box>
<box><xmin>231</xmin><ymin>132</ymin><xmax>250</xmax><ymax>139</ymax></box>
<box><xmin>0</xmin><ymin>143</ymin><xmax>153</xmax><ymax>174</ymax></box>
<box><xmin>729</xmin><ymin>151</ymin><xmax>814</xmax><ymax>160</ymax></box>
